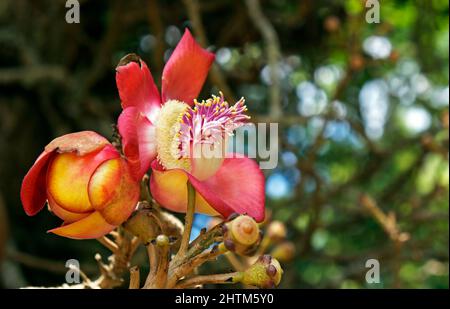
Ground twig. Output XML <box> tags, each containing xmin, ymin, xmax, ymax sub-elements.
<box><xmin>360</xmin><ymin>194</ymin><xmax>410</xmax><ymax>288</ymax></box>
<box><xmin>182</xmin><ymin>0</ymin><xmax>236</xmax><ymax>101</ymax></box>
<box><xmin>97</xmin><ymin>236</ymin><xmax>119</xmax><ymax>253</ymax></box>
<box><xmin>147</xmin><ymin>0</ymin><xmax>165</xmax><ymax>73</ymax></box>
<box><xmin>245</xmin><ymin>0</ymin><xmax>282</xmax><ymax>119</ymax></box>
<box><xmin>6</xmin><ymin>248</ymin><xmax>95</xmax><ymax>275</ymax></box>
<box><xmin>146</xmin><ymin>244</ymin><xmax>158</xmax><ymax>282</ymax></box>
<box><xmin>167</xmin><ymin>245</ymin><xmax>226</xmax><ymax>288</ymax></box>
<box><xmin>224</xmin><ymin>252</ymin><xmax>246</xmax><ymax>272</ymax></box>
<box><xmin>360</xmin><ymin>194</ymin><xmax>410</xmax><ymax>244</ymax></box>
<box><xmin>175</xmin><ymin>272</ymin><xmax>240</xmax><ymax>289</ymax></box>
<box><xmin>153</xmin><ymin>243</ymin><xmax>170</xmax><ymax>288</ymax></box>
<box><xmin>129</xmin><ymin>266</ymin><xmax>140</xmax><ymax>289</ymax></box>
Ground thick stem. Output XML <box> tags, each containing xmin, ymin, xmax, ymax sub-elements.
<box><xmin>129</xmin><ymin>266</ymin><xmax>140</xmax><ymax>289</ymax></box>
<box><xmin>144</xmin><ymin>244</ymin><xmax>158</xmax><ymax>287</ymax></box>
<box><xmin>152</xmin><ymin>244</ymin><xmax>170</xmax><ymax>288</ymax></box>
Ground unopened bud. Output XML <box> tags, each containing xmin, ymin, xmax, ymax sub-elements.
<box><xmin>266</xmin><ymin>221</ymin><xmax>287</xmax><ymax>242</ymax></box>
<box><xmin>223</xmin><ymin>215</ymin><xmax>261</xmax><ymax>256</ymax></box>
<box><xmin>241</xmin><ymin>255</ymin><xmax>283</xmax><ymax>288</ymax></box>
<box><xmin>154</xmin><ymin>234</ymin><xmax>170</xmax><ymax>247</ymax></box>
<box><xmin>271</xmin><ymin>241</ymin><xmax>295</xmax><ymax>262</ymax></box>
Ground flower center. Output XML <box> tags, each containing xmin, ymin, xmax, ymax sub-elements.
<box><xmin>155</xmin><ymin>93</ymin><xmax>250</xmax><ymax>179</ymax></box>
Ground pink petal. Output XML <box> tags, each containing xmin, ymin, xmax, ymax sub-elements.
<box><xmin>116</xmin><ymin>54</ymin><xmax>161</xmax><ymax>123</ymax></box>
<box><xmin>150</xmin><ymin>155</ymin><xmax>265</xmax><ymax>222</ymax></box>
<box><xmin>161</xmin><ymin>29</ymin><xmax>215</xmax><ymax>105</ymax></box>
<box><xmin>118</xmin><ymin>107</ymin><xmax>156</xmax><ymax>180</ymax></box>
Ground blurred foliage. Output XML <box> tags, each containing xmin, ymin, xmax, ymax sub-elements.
<box><xmin>0</xmin><ymin>0</ymin><xmax>448</xmax><ymax>288</ymax></box>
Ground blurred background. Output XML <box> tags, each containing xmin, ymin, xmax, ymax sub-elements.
<box><xmin>0</xmin><ymin>0</ymin><xmax>448</xmax><ymax>288</ymax></box>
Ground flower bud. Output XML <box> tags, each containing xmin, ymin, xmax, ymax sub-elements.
<box><xmin>155</xmin><ymin>234</ymin><xmax>170</xmax><ymax>247</ymax></box>
<box><xmin>270</xmin><ymin>241</ymin><xmax>295</xmax><ymax>263</ymax></box>
<box><xmin>21</xmin><ymin>131</ymin><xmax>140</xmax><ymax>239</ymax></box>
<box><xmin>241</xmin><ymin>255</ymin><xmax>283</xmax><ymax>288</ymax></box>
<box><xmin>266</xmin><ymin>220</ymin><xmax>287</xmax><ymax>242</ymax></box>
<box><xmin>223</xmin><ymin>215</ymin><xmax>261</xmax><ymax>256</ymax></box>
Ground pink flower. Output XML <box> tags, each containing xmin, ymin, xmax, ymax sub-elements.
<box><xmin>21</xmin><ymin>131</ymin><xmax>140</xmax><ymax>239</ymax></box>
<box><xmin>116</xmin><ymin>29</ymin><xmax>265</xmax><ymax>222</ymax></box>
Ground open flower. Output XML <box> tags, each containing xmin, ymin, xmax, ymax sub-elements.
<box><xmin>116</xmin><ymin>29</ymin><xmax>265</xmax><ymax>222</ymax></box>
<box><xmin>20</xmin><ymin>131</ymin><xmax>140</xmax><ymax>239</ymax></box>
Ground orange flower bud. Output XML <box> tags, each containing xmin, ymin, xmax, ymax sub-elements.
<box><xmin>21</xmin><ymin>131</ymin><xmax>140</xmax><ymax>239</ymax></box>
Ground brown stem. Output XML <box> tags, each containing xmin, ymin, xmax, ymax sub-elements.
<box><xmin>167</xmin><ymin>244</ymin><xmax>227</xmax><ymax>288</ymax></box>
<box><xmin>182</xmin><ymin>0</ymin><xmax>236</xmax><ymax>101</ymax></box>
<box><xmin>245</xmin><ymin>0</ymin><xmax>282</xmax><ymax>119</ymax></box>
<box><xmin>224</xmin><ymin>252</ymin><xmax>246</xmax><ymax>272</ymax></box>
<box><xmin>129</xmin><ymin>266</ymin><xmax>140</xmax><ymax>289</ymax></box>
<box><xmin>97</xmin><ymin>236</ymin><xmax>119</xmax><ymax>253</ymax></box>
<box><xmin>175</xmin><ymin>272</ymin><xmax>241</xmax><ymax>289</ymax></box>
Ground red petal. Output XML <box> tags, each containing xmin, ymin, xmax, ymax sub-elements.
<box><xmin>150</xmin><ymin>155</ymin><xmax>265</xmax><ymax>222</ymax></box>
<box><xmin>118</xmin><ymin>107</ymin><xmax>156</xmax><ymax>180</ymax></box>
<box><xmin>21</xmin><ymin>151</ymin><xmax>54</xmax><ymax>216</ymax></box>
<box><xmin>161</xmin><ymin>29</ymin><xmax>215</xmax><ymax>105</ymax></box>
<box><xmin>116</xmin><ymin>54</ymin><xmax>161</xmax><ymax>123</ymax></box>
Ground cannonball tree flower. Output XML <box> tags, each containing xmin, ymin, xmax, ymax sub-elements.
<box><xmin>116</xmin><ymin>29</ymin><xmax>265</xmax><ymax>222</ymax></box>
<box><xmin>20</xmin><ymin>131</ymin><xmax>140</xmax><ymax>239</ymax></box>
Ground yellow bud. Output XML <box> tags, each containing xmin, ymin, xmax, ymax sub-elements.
<box><xmin>241</xmin><ymin>255</ymin><xmax>283</xmax><ymax>288</ymax></box>
<box><xmin>266</xmin><ymin>220</ymin><xmax>287</xmax><ymax>242</ymax></box>
<box><xmin>271</xmin><ymin>241</ymin><xmax>295</xmax><ymax>263</ymax></box>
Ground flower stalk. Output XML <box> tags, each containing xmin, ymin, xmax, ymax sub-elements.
<box><xmin>179</xmin><ymin>181</ymin><xmax>196</xmax><ymax>255</ymax></box>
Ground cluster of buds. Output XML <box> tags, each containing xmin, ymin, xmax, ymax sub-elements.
<box><xmin>195</xmin><ymin>214</ymin><xmax>286</xmax><ymax>288</ymax></box>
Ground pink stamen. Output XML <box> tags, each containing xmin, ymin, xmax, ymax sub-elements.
<box><xmin>178</xmin><ymin>92</ymin><xmax>250</xmax><ymax>158</ymax></box>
